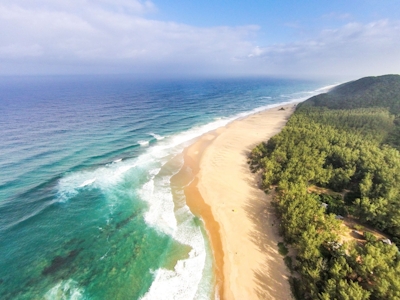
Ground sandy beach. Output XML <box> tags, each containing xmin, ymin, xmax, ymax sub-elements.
<box><xmin>183</xmin><ymin>104</ymin><xmax>296</xmax><ymax>299</ymax></box>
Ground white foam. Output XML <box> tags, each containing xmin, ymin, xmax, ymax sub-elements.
<box><xmin>79</xmin><ymin>178</ymin><xmax>96</xmax><ymax>188</ymax></box>
<box><xmin>275</xmin><ymin>83</ymin><xmax>340</xmax><ymax>104</ymax></box>
<box><xmin>138</xmin><ymin>140</ymin><xmax>150</xmax><ymax>147</ymax></box>
<box><xmin>113</xmin><ymin>158</ymin><xmax>122</xmax><ymax>163</ymax></box>
<box><xmin>44</xmin><ymin>279</ymin><xmax>84</xmax><ymax>300</ymax></box>
<box><xmin>150</xmin><ymin>133</ymin><xmax>165</xmax><ymax>140</ymax></box>
<box><xmin>56</xmin><ymin>160</ymin><xmax>137</xmax><ymax>203</ymax></box>
<box><xmin>100</xmin><ymin>248</ymin><xmax>111</xmax><ymax>260</ymax></box>
<box><xmin>141</xmin><ymin>205</ymin><xmax>207</xmax><ymax>300</ymax></box>
<box><xmin>138</xmin><ymin>175</ymin><xmax>177</xmax><ymax>236</ymax></box>
<box><xmin>136</xmin><ymin>153</ymin><xmax>209</xmax><ymax>299</ymax></box>
<box><xmin>152</xmin><ymin>118</ymin><xmax>233</xmax><ymax>151</ymax></box>
<box><xmin>133</xmin><ymin>87</ymin><xmax>329</xmax><ymax>167</ymax></box>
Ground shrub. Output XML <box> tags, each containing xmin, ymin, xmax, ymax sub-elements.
<box><xmin>278</xmin><ymin>242</ymin><xmax>289</xmax><ymax>256</ymax></box>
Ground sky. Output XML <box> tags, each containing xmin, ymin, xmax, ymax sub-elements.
<box><xmin>0</xmin><ymin>0</ymin><xmax>400</xmax><ymax>79</ymax></box>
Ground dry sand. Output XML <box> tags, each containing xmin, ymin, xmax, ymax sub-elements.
<box><xmin>183</xmin><ymin>104</ymin><xmax>296</xmax><ymax>300</ymax></box>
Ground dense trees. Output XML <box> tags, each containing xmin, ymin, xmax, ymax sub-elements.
<box><xmin>303</xmin><ymin>75</ymin><xmax>400</xmax><ymax>114</ymax></box>
<box><xmin>302</xmin><ymin>74</ymin><xmax>400</xmax><ymax>149</ymax></box>
<box><xmin>251</xmin><ymin>75</ymin><xmax>400</xmax><ymax>299</ymax></box>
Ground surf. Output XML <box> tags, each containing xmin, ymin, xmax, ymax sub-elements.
<box><xmin>0</xmin><ymin>76</ymin><xmax>335</xmax><ymax>299</ymax></box>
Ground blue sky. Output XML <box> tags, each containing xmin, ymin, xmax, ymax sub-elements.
<box><xmin>155</xmin><ymin>1</ymin><xmax>399</xmax><ymax>40</ymax></box>
<box><xmin>0</xmin><ymin>0</ymin><xmax>399</xmax><ymax>79</ymax></box>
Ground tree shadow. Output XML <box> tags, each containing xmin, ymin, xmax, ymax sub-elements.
<box><xmin>243</xmin><ymin>168</ymin><xmax>292</xmax><ymax>299</ymax></box>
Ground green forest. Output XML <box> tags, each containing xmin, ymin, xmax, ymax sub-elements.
<box><xmin>250</xmin><ymin>75</ymin><xmax>400</xmax><ymax>299</ymax></box>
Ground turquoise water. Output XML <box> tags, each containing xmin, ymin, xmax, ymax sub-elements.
<box><xmin>0</xmin><ymin>76</ymin><xmax>332</xmax><ymax>299</ymax></box>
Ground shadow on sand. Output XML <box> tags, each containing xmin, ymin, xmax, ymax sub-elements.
<box><xmin>242</xmin><ymin>160</ymin><xmax>292</xmax><ymax>299</ymax></box>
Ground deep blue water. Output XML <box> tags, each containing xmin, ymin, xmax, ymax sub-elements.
<box><xmin>0</xmin><ymin>76</ymin><xmax>333</xmax><ymax>299</ymax></box>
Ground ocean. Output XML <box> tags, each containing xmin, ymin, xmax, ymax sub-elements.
<box><xmin>0</xmin><ymin>76</ymin><xmax>333</xmax><ymax>300</ymax></box>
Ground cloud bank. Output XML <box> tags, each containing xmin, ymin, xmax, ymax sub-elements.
<box><xmin>0</xmin><ymin>1</ymin><xmax>399</xmax><ymax>78</ymax></box>
<box><xmin>248</xmin><ymin>20</ymin><xmax>400</xmax><ymax>78</ymax></box>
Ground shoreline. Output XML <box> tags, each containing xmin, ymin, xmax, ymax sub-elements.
<box><xmin>183</xmin><ymin>104</ymin><xmax>296</xmax><ymax>299</ymax></box>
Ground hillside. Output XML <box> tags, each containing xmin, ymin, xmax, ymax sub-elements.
<box><xmin>300</xmin><ymin>74</ymin><xmax>400</xmax><ymax>149</ymax></box>
<box><xmin>301</xmin><ymin>74</ymin><xmax>400</xmax><ymax>113</ymax></box>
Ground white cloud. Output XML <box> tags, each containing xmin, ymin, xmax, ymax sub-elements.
<box><xmin>247</xmin><ymin>20</ymin><xmax>400</xmax><ymax>78</ymax></box>
<box><xmin>0</xmin><ymin>0</ymin><xmax>156</xmax><ymax>15</ymax></box>
<box><xmin>0</xmin><ymin>1</ymin><xmax>399</xmax><ymax>78</ymax></box>
<box><xmin>0</xmin><ymin>1</ymin><xmax>259</xmax><ymax>75</ymax></box>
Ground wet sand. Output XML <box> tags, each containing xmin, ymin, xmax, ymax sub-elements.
<box><xmin>183</xmin><ymin>104</ymin><xmax>295</xmax><ymax>299</ymax></box>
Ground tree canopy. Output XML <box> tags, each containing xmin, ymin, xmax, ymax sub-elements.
<box><xmin>250</xmin><ymin>74</ymin><xmax>400</xmax><ymax>299</ymax></box>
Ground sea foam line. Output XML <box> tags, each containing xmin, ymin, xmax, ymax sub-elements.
<box><xmin>138</xmin><ymin>82</ymin><xmax>339</xmax><ymax>299</ymax></box>
<box><xmin>137</xmin><ymin>140</ymin><xmax>149</xmax><ymax>147</ymax></box>
<box><xmin>57</xmin><ymin>82</ymin><xmax>335</xmax><ymax>206</ymax></box>
<box><xmin>138</xmin><ymin>168</ymin><xmax>208</xmax><ymax>300</ymax></box>
<box><xmin>150</xmin><ymin>132</ymin><xmax>165</xmax><ymax>140</ymax></box>
<box><xmin>54</xmin><ymin>82</ymin><xmax>336</xmax><ymax>299</ymax></box>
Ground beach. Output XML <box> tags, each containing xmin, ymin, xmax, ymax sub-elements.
<box><xmin>183</xmin><ymin>104</ymin><xmax>295</xmax><ymax>299</ymax></box>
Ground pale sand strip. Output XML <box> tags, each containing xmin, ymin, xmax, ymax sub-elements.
<box><xmin>184</xmin><ymin>104</ymin><xmax>295</xmax><ymax>299</ymax></box>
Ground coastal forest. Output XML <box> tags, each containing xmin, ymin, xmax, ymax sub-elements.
<box><xmin>250</xmin><ymin>75</ymin><xmax>400</xmax><ymax>299</ymax></box>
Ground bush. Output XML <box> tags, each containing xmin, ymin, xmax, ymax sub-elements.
<box><xmin>289</xmin><ymin>276</ymin><xmax>303</xmax><ymax>300</ymax></box>
<box><xmin>354</xmin><ymin>224</ymin><xmax>364</xmax><ymax>231</ymax></box>
<box><xmin>284</xmin><ymin>256</ymin><xmax>293</xmax><ymax>272</ymax></box>
<box><xmin>278</xmin><ymin>242</ymin><xmax>289</xmax><ymax>256</ymax></box>
<box><xmin>363</xmin><ymin>231</ymin><xmax>377</xmax><ymax>242</ymax></box>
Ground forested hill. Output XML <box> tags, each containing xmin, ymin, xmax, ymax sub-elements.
<box><xmin>300</xmin><ymin>74</ymin><xmax>400</xmax><ymax>149</ymax></box>
<box><xmin>301</xmin><ymin>74</ymin><xmax>400</xmax><ymax>113</ymax></box>
<box><xmin>250</xmin><ymin>74</ymin><xmax>400</xmax><ymax>300</ymax></box>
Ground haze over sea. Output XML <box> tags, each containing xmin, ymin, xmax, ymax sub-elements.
<box><xmin>0</xmin><ymin>76</ymin><xmax>333</xmax><ymax>299</ymax></box>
